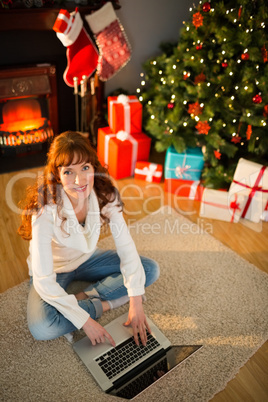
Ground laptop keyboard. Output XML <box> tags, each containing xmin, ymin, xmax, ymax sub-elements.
<box><xmin>95</xmin><ymin>333</ymin><xmax>161</xmax><ymax>380</ymax></box>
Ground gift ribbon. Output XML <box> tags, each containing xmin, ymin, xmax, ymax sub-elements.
<box><xmin>233</xmin><ymin>165</ymin><xmax>268</xmax><ymax>218</ymax></box>
<box><xmin>109</xmin><ymin>95</ymin><xmax>139</xmax><ymax>133</ymax></box>
<box><xmin>134</xmin><ymin>163</ymin><xmax>162</xmax><ymax>182</ymax></box>
<box><xmin>202</xmin><ymin>194</ymin><xmax>241</xmax><ymax>222</ymax></box>
<box><xmin>104</xmin><ymin>130</ymin><xmax>138</xmax><ymax>175</ymax></box>
<box><xmin>189</xmin><ymin>180</ymin><xmax>200</xmax><ymax>199</ymax></box>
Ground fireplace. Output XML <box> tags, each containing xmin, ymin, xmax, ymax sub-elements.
<box><xmin>0</xmin><ymin>63</ymin><xmax>58</xmax><ymax>173</ymax></box>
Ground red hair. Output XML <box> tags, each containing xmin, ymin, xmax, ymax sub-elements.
<box><xmin>18</xmin><ymin>131</ymin><xmax>122</xmax><ymax>240</ymax></box>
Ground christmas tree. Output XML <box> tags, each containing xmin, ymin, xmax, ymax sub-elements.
<box><xmin>139</xmin><ymin>0</ymin><xmax>268</xmax><ymax>189</ymax></box>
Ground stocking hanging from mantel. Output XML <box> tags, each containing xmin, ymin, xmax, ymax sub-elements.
<box><xmin>86</xmin><ymin>2</ymin><xmax>132</xmax><ymax>81</ymax></box>
<box><xmin>53</xmin><ymin>9</ymin><xmax>99</xmax><ymax>87</ymax></box>
<box><xmin>53</xmin><ymin>2</ymin><xmax>131</xmax><ymax>85</ymax></box>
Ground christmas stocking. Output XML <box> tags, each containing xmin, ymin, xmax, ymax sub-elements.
<box><xmin>85</xmin><ymin>2</ymin><xmax>131</xmax><ymax>81</ymax></box>
<box><xmin>53</xmin><ymin>9</ymin><xmax>99</xmax><ymax>87</ymax></box>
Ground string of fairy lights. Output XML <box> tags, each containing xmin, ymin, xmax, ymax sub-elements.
<box><xmin>136</xmin><ymin>1</ymin><xmax>267</xmax><ymax>149</ymax></box>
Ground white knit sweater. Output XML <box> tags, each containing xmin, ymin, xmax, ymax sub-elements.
<box><xmin>27</xmin><ymin>189</ymin><xmax>145</xmax><ymax>329</ymax></box>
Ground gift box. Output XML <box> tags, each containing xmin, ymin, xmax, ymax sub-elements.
<box><xmin>199</xmin><ymin>188</ymin><xmax>246</xmax><ymax>223</ymax></box>
<box><xmin>229</xmin><ymin>158</ymin><xmax>268</xmax><ymax>223</ymax></box>
<box><xmin>164</xmin><ymin>178</ymin><xmax>204</xmax><ymax>200</ymax></box>
<box><xmin>134</xmin><ymin>162</ymin><xmax>163</xmax><ymax>183</ymax></box>
<box><xmin>108</xmin><ymin>94</ymin><xmax>142</xmax><ymax>134</ymax></box>
<box><xmin>97</xmin><ymin>127</ymin><xmax>151</xmax><ymax>180</ymax></box>
<box><xmin>164</xmin><ymin>146</ymin><xmax>204</xmax><ymax>181</ymax></box>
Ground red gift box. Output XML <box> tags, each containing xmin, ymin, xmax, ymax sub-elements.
<box><xmin>164</xmin><ymin>178</ymin><xmax>204</xmax><ymax>200</ymax></box>
<box><xmin>108</xmin><ymin>94</ymin><xmax>142</xmax><ymax>134</ymax></box>
<box><xmin>134</xmin><ymin>162</ymin><xmax>163</xmax><ymax>183</ymax></box>
<box><xmin>97</xmin><ymin>127</ymin><xmax>151</xmax><ymax>180</ymax></box>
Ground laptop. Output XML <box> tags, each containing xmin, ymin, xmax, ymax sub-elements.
<box><xmin>73</xmin><ymin>312</ymin><xmax>202</xmax><ymax>400</ymax></box>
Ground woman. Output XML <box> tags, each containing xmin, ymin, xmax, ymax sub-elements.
<box><xmin>18</xmin><ymin>131</ymin><xmax>159</xmax><ymax>347</ymax></box>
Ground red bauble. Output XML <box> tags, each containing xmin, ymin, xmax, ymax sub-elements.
<box><xmin>241</xmin><ymin>52</ymin><xmax>249</xmax><ymax>60</ymax></box>
<box><xmin>202</xmin><ymin>2</ymin><xmax>211</xmax><ymax>12</ymax></box>
<box><xmin>196</xmin><ymin>44</ymin><xmax>203</xmax><ymax>50</ymax></box>
<box><xmin>167</xmin><ymin>103</ymin><xmax>174</xmax><ymax>109</ymax></box>
<box><xmin>252</xmin><ymin>94</ymin><xmax>262</xmax><ymax>104</ymax></box>
<box><xmin>222</xmin><ymin>61</ymin><xmax>228</xmax><ymax>68</ymax></box>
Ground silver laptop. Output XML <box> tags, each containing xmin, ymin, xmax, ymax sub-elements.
<box><xmin>73</xmin><ymin>312</ymin><xmax>202</xmax><ymax>399</ymax></box>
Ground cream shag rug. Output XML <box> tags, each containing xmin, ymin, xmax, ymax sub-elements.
<box><xmin>1</xmin><ymin>207</ymin><xmax>268</xmax><ymax>401</ymax></box>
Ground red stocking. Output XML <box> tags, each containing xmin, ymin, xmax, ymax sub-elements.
<box><xmin>53</xmin><ymin>9</ymin><xmax>99</xmax><ymax>87</ymax></box>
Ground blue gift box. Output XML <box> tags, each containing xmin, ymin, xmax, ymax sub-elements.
<box><xmin>164</xmin><ymin>146</ymin><xmax>204</xmax><ymax>181</ymax></box>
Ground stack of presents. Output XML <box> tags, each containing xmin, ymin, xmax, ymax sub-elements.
<box><xmin>97</xmin><ymin>94</ymin><xmax>162</xmax><ymax>182</ymax></box>
<box><xmin>98</xmin><ymin>94</ymin><xmax>268</xmax><ymax>224</ymax></box>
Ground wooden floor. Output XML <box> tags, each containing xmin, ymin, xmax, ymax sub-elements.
<box><xmin>1</xmin><ymin>166</ymin><xmax>267</xmax><ymax>401</ymax></box>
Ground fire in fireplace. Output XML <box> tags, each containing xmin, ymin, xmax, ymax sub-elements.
<box><xmin>0</xmin><ymin>97</ymin><xmax>54</xmax><ymax>147</ymax></box>
<box><xmin>0</xmin><ymin>64</ymin><xmax>58</xmax><ymax>171</ymax></box>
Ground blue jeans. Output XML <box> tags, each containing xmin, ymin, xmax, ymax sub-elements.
<box><xmin>27</xmin><ymin>249</ymin><xmax>160</xmax><ymax>341</ymax></box>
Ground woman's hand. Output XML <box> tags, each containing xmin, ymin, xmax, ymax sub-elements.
<box><xmin>123</xmin><ymin>295</ymin><xmax>151</xmax><ymax>346</ymax></box>
<box><xmin>82</xmin><ymin>316</ymin><xmax>116</xmax><ymax>347</ymax></box>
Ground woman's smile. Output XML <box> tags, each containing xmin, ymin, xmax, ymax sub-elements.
<box><xmin>74</xmin><ymin>184</ymin><xmax>88</xmax><ymax>193</ymax></box>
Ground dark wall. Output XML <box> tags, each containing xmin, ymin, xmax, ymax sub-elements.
<box><xmin>0</xmin><ymin>30</ymin><xmax>76</xmax><ymax>133</ymax></box>
<box><xmin>0</xmin><ymin>0</ymin><xmax>193</xmax><ymax>131</ymax></box>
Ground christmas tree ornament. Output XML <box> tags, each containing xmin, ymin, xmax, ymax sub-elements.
<box><xmin>202</xmin><ymin>2</ymin><xmax>211</xmax><ymax>13</ymax></box>
<box><xmin>192</xmin><ymin>12</ymin><xmax>204</xmax><ymax>29</ymax></box>
<box><xmin>241</xmin><ymin>52</ymin><xmax>249</xmax><ymax>60</ymax></box>
<box><xmin>188</xmin><ymin>102</ymin><xmax>203</xmax><ymax>116</ymax></box>
<box><xmin>194</xmin><ymin>72</ymin><xmax>206</xmax><ymax>84</ymax></box>
<box><xmin>238</xmin><ymin>5</ymin><xmax>243</xmax><ymax>19</ymax></box>
<box><xmin>54</xmin><ymin>9</ymin><xmax>98</xmax><ymax>87</ymax></box>
<box><xmin>196</xmin><ymin>43</ymin><xmax>203</xmax><ymax>50</ymax></box>
<box><xmin>221</xmin><ymin>60</ymin><xmax>228</xmax><ymax>68</ymax></box>
<box><xmin>85</xmin><ymin>2</ymin><xmax>131</xmax><ymax>81</ymax></box>
<box><xmin>252</xmin><ymin>94</ymin><xmax>262</xmax><ymax>104</ymax></box>
<box><xmin>195</xmin><ymin>120</ymin><xmax>211</xmax><ymax>135</ymax></box>
<box><xmin>261</xmin><ymin>45</ymin><xmax>268</xmax><ymax>63</ymax></box>
<box><xmin>231</xmin><ymin>135</ymin><xmax>241</xmax><ymax>144</ymax></box>
<box><xmin>263</xmin><ymin>105</ymin><xmax>268</xmax><ymax>117</ymax></box>
<box><xmin>167</xmin><ymin>103</ymin><xmax>174</xmax><ymax>109</ymax></box>
<box><xmin>214</xmin><ymin>150</ymin><xmax>221</xmax><ymax>159</ymax></box>
<box><xmin>183</xmin><ymin>72</ymin><xmax>190</xmax><ymax>80</ymax></box>
<box><xmin>246</xmin><ymin>125</ymin><xmax>252</xmax><ymax>140</ymax></box>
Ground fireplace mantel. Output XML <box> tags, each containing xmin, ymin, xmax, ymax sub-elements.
<box><xmin>0</xmin><ymin>1</ymin><xmax>120</xmax><ymax>31</ymax></box>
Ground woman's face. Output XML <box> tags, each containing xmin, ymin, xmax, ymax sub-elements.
<box><xmin>58</xmin><ymin>155</ymin><xmax>94</xmax><ymax>205</ymax></box>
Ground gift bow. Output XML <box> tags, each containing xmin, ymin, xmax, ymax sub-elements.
<box><xmin>117</xmin><ymin>94</ymin><xmax>129</xmax><ymax>105</ymax></box>
<box><xmin>229</xmin><ymin>197</ymin><xmax>241</xmax><ymax>220</ymax></box>
<box><xmin>135</xmin><ymin>163</ymin><xmax>162</xmax><ymax>182</ymax></box>
<box><xmin>116</xmin><ymin>130</ymin><xmax>129</xmax><ymax>141</ymax></box>
<box><xmin>175</xmin><ymin>164</ymin><xmax>192</xmax><ymax>179</ymax></box>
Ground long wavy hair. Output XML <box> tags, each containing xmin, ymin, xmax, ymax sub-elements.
<box><xmin>18</xmin><ymin>131</ymin><xmax>122</xmax><ymax>240</ymax></box>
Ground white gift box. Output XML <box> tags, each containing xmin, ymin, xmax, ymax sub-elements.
<box><xmin>199</xmin><ymin>188</ymin><xmax>246</xmax><ymax>223</ymax></box>
<box><xmin>229</xmin><ymin>158</ymin><xmax>268</xmax><ymax>223</ymax></box>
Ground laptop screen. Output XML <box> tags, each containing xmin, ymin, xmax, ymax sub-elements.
<box><xmin>108</xmin><ymin>345</ymin><xmax>202</xmax><ymax>400</ymax></box>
